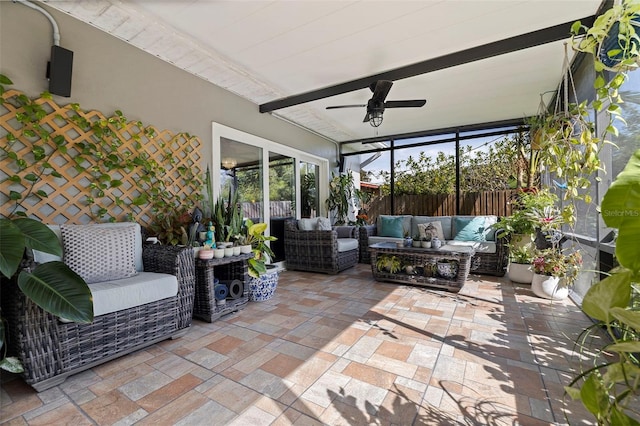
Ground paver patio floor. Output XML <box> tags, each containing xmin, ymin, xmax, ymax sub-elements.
<box><xmin>1</xmin><ymin>264</ymin><xmax>600</xmax><ymax>425</ymax></box>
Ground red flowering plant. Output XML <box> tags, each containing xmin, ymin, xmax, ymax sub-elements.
<box><xmin>355</xmin><ymin>213</ymin><xmax>369</xmax><ymax>226</ymax></box>
<box><xmin>532</xmin><ymin>248</ymin><xmax>583</xmax><ymax>286</ymax></box>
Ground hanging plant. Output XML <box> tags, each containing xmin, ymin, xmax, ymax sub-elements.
<box><xmin>572</xmin><ymin>1</ymin><xmax>640</xmax><ymax>74</ymax></box>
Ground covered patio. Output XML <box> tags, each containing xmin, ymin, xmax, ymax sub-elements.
<box><xmin>1</xmin><ymin>265</ymin><xmax>600</xmax><ymax>425</ymax></box>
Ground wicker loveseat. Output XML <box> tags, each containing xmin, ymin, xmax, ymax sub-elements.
<box><xmin>359</xmin><ymin>215</ymin><xmax>509</xmax><ymax>276</ymax></box>
<box><xmin>284</xmin><ymin>218</ymin><xmax>359</xmax><ymax>274</ymax></box>
<box><xmin>2</xmin><ymin>222</ymin><xmax>195</xmax><ymax>391</ymax></box>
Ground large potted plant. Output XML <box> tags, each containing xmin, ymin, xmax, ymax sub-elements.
<box><xmin>494</xmin><ymin>188</ymin><xmax>558</xmax><ymax>247</ymax></box>
<box><xmin>243</xmin><ymin>219</ymin><xmax>279</xmax><ymax>302</ymax></box>
<box><xmin>531</xmin><ymin>248</ymin><xmax>582</xmax><ymax>300</ymax></box>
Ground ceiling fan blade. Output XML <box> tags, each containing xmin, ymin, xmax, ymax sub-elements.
<box><xmin>326</xmin><ymin>104</ymin><xmax>367</xmax><ymax>110</ymax></box>
<box><xmin>384</xmin><ymin>100</ymin><xmax>426</xmax><ymax>108</ymax></box>
<box><xmin>371</xmin><ymin>80</ymin><xmax>393</xmax><ymax>103</ymax></box>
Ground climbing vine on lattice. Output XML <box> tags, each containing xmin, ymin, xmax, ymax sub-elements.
<box><xmin>0</xmin><ymin>78</ymin><xmax>203</xmax><ymax>226</ymax></box>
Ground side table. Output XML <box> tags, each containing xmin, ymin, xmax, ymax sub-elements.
<box><xmin>194</xmin><ymin>252</ymin><xmax>253</xmax><ymax>322</ymax></box>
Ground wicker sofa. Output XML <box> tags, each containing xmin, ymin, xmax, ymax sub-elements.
<box><xmin>284</xmin><ymin>218</ymin><xmax>359</xmax><ymax>274</ymax></box>
<box><xmin>2</xmin><ymin>222</ymin><xmax>195</xmax><ymax>391</ymax></box>
<box><xmin>358</xmin><ymin>215</ymin><xmax>509</xmax><ymax>276</ymax></box>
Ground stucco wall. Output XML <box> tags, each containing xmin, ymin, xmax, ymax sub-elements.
<box><xmin>0</xmin><ymin>2</ymin><xmax>337</xmax><ymax>164</ymax></box>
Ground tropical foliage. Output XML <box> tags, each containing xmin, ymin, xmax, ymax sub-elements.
<box><xmin>565</xmin><ymin>149</ymin><xmax>640</xmax><ymax>424</ymax></box>
<box><xmin>375</xmin><ymin>135</ymin><xmax>529</xmax><ymax>195</ymax></box>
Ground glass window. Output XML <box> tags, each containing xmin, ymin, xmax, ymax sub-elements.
<box><xmin>300</xmin><ymin>161</ymin><xmax>319</xmax><ymax>218</ymax></box>
<box><xmin>220</xmin><ymin>138</ymin><xmax>263</xmax><ymax>222</ymax></box>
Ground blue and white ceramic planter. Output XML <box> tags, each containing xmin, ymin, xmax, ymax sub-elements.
<box><xmin>248</xmin><ymin>266</ymin><xmax>280</xmax><ymax>302</ymax></box>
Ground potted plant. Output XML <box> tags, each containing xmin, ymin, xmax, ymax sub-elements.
<box><xmin>243</xmin><ymin>219</ymin><xmax>279</xmax><ymax>302</ymax></box>
<box><xmin>375</xmin><ymin>254</ymin><xmax>401</xmax><ymax>274</ymax></box>
<box><xmin>421</xmin><ymin>234</ymin><xmax>432</xmax><ymax>249</ymax></box>
<box><xmin>508</xmin><ymin>245</ymin><xmax>534</xmax><ymax>284</ymax></box>
<box><xmin>531</xmin><ymin>248</ymin><xmax>582</xmax><ymax>300</ymax></box>
<box><xmin>495</xmin><ymin>188</ymin><xmax>558</xmax><ymax>247</ymax></box>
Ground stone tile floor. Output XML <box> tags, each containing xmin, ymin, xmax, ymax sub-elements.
<box><xmin>1</xmin><ymin>264</ymin><xmax>601</xmax><ymax>425</ymax></box>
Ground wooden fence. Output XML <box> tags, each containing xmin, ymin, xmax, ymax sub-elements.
<box><xmin>366</xmin><ymin>190</ymin><xmax>517</xmax><ymax>220</ymax></box>
<box><xmin>241</xmin><ymin>201</ymin><xmax>293</xmax><ymax>219</ymax></box>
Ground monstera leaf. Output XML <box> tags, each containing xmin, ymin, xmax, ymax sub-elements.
<box><xmin>0</xmin><ymin>218</ymin><xmax>93</xmax><ymax>323</ymax></box>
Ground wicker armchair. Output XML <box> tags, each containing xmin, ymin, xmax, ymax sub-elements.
<box><xmin>284</xmin><ymin>219</ymin><xmax>359</xmax><ymax>274</ymax></box>
<box><xmin>2</xmin><ymin>244</ymin><xmax>195</xmax><ymax>392</ymax></box>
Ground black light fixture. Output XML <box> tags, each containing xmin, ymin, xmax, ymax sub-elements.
<box><xmin>370</xmin><ymin>111</ymin><xmax>383</xmax><ymax>127</ymax></box>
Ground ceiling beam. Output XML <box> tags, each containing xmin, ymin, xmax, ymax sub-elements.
<box><xmin>259</xmin><ymin>15</ymin><xmax>596</xmax><ymax>114</ymax></box>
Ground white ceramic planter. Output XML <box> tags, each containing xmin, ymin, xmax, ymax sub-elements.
<box><xmin>198</xmin><ymin>249</ymin><xmax>214</xmax><ymax>260</ymax></box>
<box><xmin>240</xmin><ymin>244</ymin><xmax>252</xmax><ymax>254</ymax></box>
<box><xmin>214</xmin><ymin>249</ymin><xmax>225</xmax><ymax>259</ymax></box>
<box><xmin>508</xmin><ymin>262</ymin><xmax>533</xmax><ymax>284</ymax></box>
<box><xmin>531</xmin><ymin>274</ymin><xmax>568</xmax><ymax>300</ymax></box>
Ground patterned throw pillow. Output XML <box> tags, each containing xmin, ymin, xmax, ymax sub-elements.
<box><xmin>316</xmin><ymin>217</ymin><xmax>332</xmax><ymax>231</ymax></box>
<box><xmin>417</xmin><ymin>222</ymin><xmax>445</xmax><ymax>240</ymax></box>
<box><xmin>61</xmin><ymin>224</ymin><xmax>138</xmax><ymax>284</ymax></box>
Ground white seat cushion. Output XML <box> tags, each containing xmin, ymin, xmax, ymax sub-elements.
<box><xmin>443</xmin><ymin>240</ymin><xmax>497</xmax><ymax>254</ymax></box>
<box><xmin>336</xmin><ymin>238</ymin><xmax>358</xmax><ymax>253</ymax></box>
<box><xmin>89</xmin><ymin>272</ymin><xmax>178</xmax><ymax>317</ymax></box>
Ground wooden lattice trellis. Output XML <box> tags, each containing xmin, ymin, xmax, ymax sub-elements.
<box><xmin>0</xmin><ymin>89</ymin><xmax>203</xmax><ymax>226</ymax></box>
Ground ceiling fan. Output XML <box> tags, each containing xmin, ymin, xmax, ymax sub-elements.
<box><xmin>326</xmin><ymin>80</ymin><xmax>426</xmax><ymax>127</ymax></box>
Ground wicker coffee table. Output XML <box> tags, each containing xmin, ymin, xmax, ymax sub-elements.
<box><xmin>369</xmin><ymin>242</ymin><xmax>475</xmax><ymax>292</ymax></box>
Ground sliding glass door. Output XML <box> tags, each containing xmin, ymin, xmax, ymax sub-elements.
<box><xmin>212</xmin><ymin>123</ymin><xmax>329</xmax><ymax>252</ymax></box>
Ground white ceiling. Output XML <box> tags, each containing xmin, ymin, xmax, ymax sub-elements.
<box><xmin>45</xmin><ymin>0</ymin><xmax>603</xmax><ymax>143</ymax></box>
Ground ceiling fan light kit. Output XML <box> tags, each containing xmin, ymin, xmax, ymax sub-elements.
<box><xmin>326</xmin><ymin>80</ymin><xmax>426</xmax><ymax>127</ymax></box>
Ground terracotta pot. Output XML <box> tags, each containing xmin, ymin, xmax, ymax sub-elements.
<box><xmin>508</xmin><ymin>262</ymin><xmax>533</xmax><ymax>284</ymax></box>
<box><xmin>531</xmin><ymin>273</ymin><xmax>568</xmax><ymax>300</ymax></box>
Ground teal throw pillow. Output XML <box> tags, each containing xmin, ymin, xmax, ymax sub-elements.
<box><xmin>453</xmin><ymin>216</ymin><xmax>487</xmax><ymax>242</ymax></box>
<box><xmin>379</xmin><ymin>216</ymin><xmax>404</xmax><ymax>238</ymax></box>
